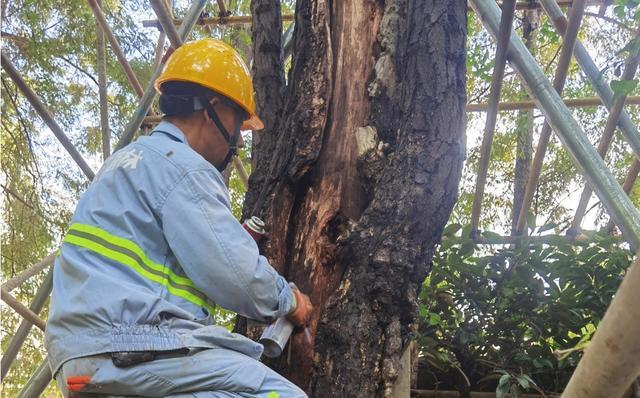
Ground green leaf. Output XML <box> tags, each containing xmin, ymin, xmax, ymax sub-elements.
<box><xmin>460</xmin><ymin>240</ymin><xmax>476</xmax><ymax>257</ymax></box>
<box><xmin>526</xmin><ymin>212</ymin><xmax>536</xmax><ymax>231</ymax></box>
<box><xmin>461</xmin><ymin>224</ymin><xmax>473</xmax><ymax>239</ymax></box>
<box><xmin>516</xmin><ymin>375</ymin><xmax>530</xmax><ymax>390</ymax></box>
<box><xmin>497</xmin><ymin>374</ymin><xmax>511</xmax><ymax>398</ymax></box>
<box><xmin>611</xmin><ymin>79</ymin><xmax>638</xmax><ymax>98</ymax></box>
<box><xmin>428</xmin><ymin>312</ymin><xmax>442</xmax><ymax>326</ymax></box>
<box><xmin>443</xmin><ymin>223</ymin><xmax>462</xmax><ymax>236</ymax></box>
<box><xmin>537</xmin><ymin>223</ymin><xmax>557</xmax><ymax>233</ymax></box>
<box><xmin>533</xmin><ymin>358</ymin><xmax>553</xmax><ymax>369</ymax></box>
<box><xmin>482</xmin><ymin>230</ymin><xmax>502</xmax><ymax>242</ymax></box>
<box><xmin>616</xmin><ymin>37</ymin><xmax>640</xmax><ymax>57</ymax></box>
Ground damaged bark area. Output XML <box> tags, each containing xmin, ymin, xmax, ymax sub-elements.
<box><xmin>245</xmin><ymin>0</ymin><xmax>466</xmax><ymax>395</ymax></box>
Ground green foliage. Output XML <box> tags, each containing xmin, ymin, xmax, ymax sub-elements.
<box><xmin>417</xmin><ymin>226</ymin><xmax>633</xmax><ymax>393</ymax></box>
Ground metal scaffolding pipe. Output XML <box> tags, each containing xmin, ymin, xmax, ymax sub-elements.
<box><xmin>1</xmin><ymin>287</ymin><xmax>47</xmax><ymax>331</ymax></box>
<box><xmin>540</xmin><ymin>0</ymin><xmax>640</xmax><ymax>157</ymax></box>
<box><xmin>570</xmin><ymin>36</ymin><xmax>640</xmax><ymax>232</ymax></box>
<box><xmin>1</xmin><ymin>252</ymin><xmax>55</xmax><ymax>292</ymax></box>
<box><xmin>150</xmin><ymin>0</ymin><xmax>183</xmax><ymax>49</ymax></box>
<box><xmin>560</xmin><ymin>252</ymin><xmax>640</xmax><ymax>398</ymax></box>
<box><xmin>514</xmin><ymin>0</ymin><xmax>587</xmax><ymax>235</ymax></box>
<box><xmin>114</xmin><ymin>0</ymin><xmax>208</xmax><ymax>152</ymax></box>
<box><xmin>466</xmin><ymin>95</ymin><xmax>640</xmax><ymax>111</ymax></box>
<box><xmin>470</xmin><ymin>0</ymin><xmax>640</xmax><ymax>250</ymax></box>
<box><xmin>1</xmin><ymin>269</ymin><xmax>53</xmax><ymax>381</ymax></box>
<box><xmin>0</xmin><ymin>55</ymin><xmax>95</xmax><ymax>180</ymax></box>
<box><xmin>470</xmin><ymin>0</ymin><xmax>517</xmax><ymax>234</ymax></box>
<box><xmin>96</xmin><ymin>1</ymin><xmax>110</xmax><ymax>160</ymax></box>
<box><xmin>87</xmin><ymin>0</ymin><xmax>145</xmax><ymax>98</ymax></box>
<box><xmin>17</xmin><ymin>357</ymin><xmax>52</xmax><ymax>398</ymax></box>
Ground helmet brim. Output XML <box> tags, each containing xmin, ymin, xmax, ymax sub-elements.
<box><xmin>242</xmin><ymin>114</ymin><xmax>265</xmax><ymax>131</ymax></box>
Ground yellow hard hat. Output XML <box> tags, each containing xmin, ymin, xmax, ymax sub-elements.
<box><xmin>155</xmin><ymin>38</ymin><xmax>264</xmax><ymax>130</ymax></box>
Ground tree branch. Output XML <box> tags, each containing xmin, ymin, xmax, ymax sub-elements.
<box><xmin>56</xmin><ymin>55</ymin><xmax>99</xmax><ymax>87</ymax></box>
<box><xmin>584</xmin><ymin>11</ymin><xmax>633</xmax><ymax>32</ymax></box>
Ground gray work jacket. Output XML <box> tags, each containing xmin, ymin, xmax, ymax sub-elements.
<box><xmin>45</xmin><ymin>121</ymin><xmax>293</xmax><ymax>376</ymax></box>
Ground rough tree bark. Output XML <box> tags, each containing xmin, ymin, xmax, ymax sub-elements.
<box><xmin>244</xmin><ymin>1</ymin><xmax>466</xmax><ymax>396</ymax></box>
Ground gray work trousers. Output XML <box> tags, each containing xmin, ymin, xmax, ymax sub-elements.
<box><xmin>55</xmin><ymin>348</ymin><xmax>307</xmax><ymax>398</ymax></box>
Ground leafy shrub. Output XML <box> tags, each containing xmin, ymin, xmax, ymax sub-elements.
<box><xmin>416</xmin><ymin>224</ymin><xmax>632</xmax><ymax>394</ymax></box>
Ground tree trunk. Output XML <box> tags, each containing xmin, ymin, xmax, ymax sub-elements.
<box><xmin>244</xmin><ymin>1</ymin><xmax>467</xmax><ymax>396</ymax></box>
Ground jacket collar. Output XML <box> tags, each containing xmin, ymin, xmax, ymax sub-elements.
<box><xmin>151</xmin><ymin>120</ymin><xmax>190</xmax><ymax>147</ymax></box>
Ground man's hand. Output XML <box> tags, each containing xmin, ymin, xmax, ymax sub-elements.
<box><xmin>287</xmin><ymin>287</ymin><xmax>313</xmax><ymax>327</ymax></box>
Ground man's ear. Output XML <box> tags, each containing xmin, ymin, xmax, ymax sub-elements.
<box><xmin>202</xmin><ymin>108</ymin><xmax>211</xmax><ymax>124</ymax></box>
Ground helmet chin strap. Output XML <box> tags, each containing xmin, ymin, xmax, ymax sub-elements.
<box><xmin>200</xmin><ymin>96</ymin><xmax>240</xmax><ymax>173</ymax></box>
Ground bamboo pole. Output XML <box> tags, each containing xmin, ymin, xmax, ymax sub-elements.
<box><xmin>540</xmin><ymin>0</ymin><xmax>640</xmax><ymax>157</ymax></box>
<box><xmin>514</xmin><ymin>0</ymin><xmax>587</xmax><ymax>235</ymax></box>
<box><xmin>560</xmin><ymin>253</ymin><xmax>640</xmax><ymax>398</ymax></box>
<box><xmin>570</xmin><ymin>29</ymin><xmax>640</xmax><ymax>233</ymax></box>
<box><xmin>0</xmin><ymin>54</ymin><xmax>95</xmax><ymax>180</ymax></box>
<box><xmin>96</xmin><ymin>0</ymin><xmax>110</xmax><ymax>160</ymax></box>
<box><xmin>16</xmin><ymin>357</ymin><xmax>52</xmax><ymax>398</ymax></box>
<box><xmin>470</xmin><ymin>0</ymin><xmax>518</xmax><ymax>235</ymax></box>
<box><xmin>1</xmin><ymin>251</ymin><xmax>55</xmax><ymax>293</ymax></box>
<box><xmin>606</xmin><ymin>159</ymin><xmax>640</xmax><ymax>232</ymax></box>
<box><xmin>470</xmin><ymin>0</ymin><xmax>640</xmax><ymax>248</ymax></box>
<box><xmin>150</xmin><ymin>0</ymin><xmax>183</xmax><ymax>49</ymax></box>
<box><xmin>1</xmin><ymin>269</ymin><xmax>53</xmax><ymax>381</ymax></box>
<box><xmin>114</xmin><ymin>0</ymin><xmax>208</xmax><ymax>151</ymax></box>
<box><xmin>87</xmin><ymin>0</ymin><xmax>145</xmax><ymax>98</ymax></box>
<box><xmin>1</xmin><ymin>288</ymin><xmax>47</xmax><ymax>331</ymax></box>
<box><xmin>466</xmin><ymin>95</ymin><xmax>640</xmax><ymax>111</ymax></box>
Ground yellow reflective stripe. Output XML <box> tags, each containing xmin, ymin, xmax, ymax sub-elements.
<box><xmin>63</xmin><ymin>229</ymin><xmax>214</xmax><ymax>313</ymax></box>
<box><xmin>69</xmin><ymin>223</ymin><xmax>197</xmax><ymax>288</ymax></box>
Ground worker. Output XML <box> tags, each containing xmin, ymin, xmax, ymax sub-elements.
<box><xmin>44</xmin><ymin>38</ymin><xmax>312</xmax><ymax>398</ymax></box>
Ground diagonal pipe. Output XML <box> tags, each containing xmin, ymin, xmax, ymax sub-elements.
<box><xmin>1</xmin><ymin>287</ymin><xmax>47</xmax><ymax>331</ymax></box>
<box><xmin>87</xmin><ymin>0</ymin><xmax>145</xmax><ymax>98</ymax></box>
<box><xmin>16</xmin><ymin>357</ymin><xmax>52</xmax><ymax>398</ymax></box>
<box><xmin>470</xmin><ymin>0</ymin><xmax>517</xmax><ymax>235</ymax></box>
<box><xmin>469</xmin><ymin>0</ymin><xmax>640</xmax><ymax>250</ymax></box>
<box><xmin>540</xmin><ymin>0</ymin><xmax>640</xmax><ymax>157</ymax></box>
<box><xmin>570</xmin><ymin>33</ymin><xmax>640</xmax><ymax>232</ymax></box>
<box><xmin>1</xmin><ymin>54</ymin><xmax>95</xmax><ymax>180</ymax></box>
<box><xmin>151</xmin><ymin>0</ymin><xmax>183</xmax><ymax>49</ymax></box>
<box><xmin>1</xmin><ymin>269</ymin><xmax>53</xmax><ymax>381</ymax></box>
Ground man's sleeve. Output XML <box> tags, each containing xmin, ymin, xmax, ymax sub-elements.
<box><xmin>160</xmin><ymin>169</ymin><xmax>294</xmax><ymax>322</ymax></box>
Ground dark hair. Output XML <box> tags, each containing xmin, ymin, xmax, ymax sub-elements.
<box><xmin>159</xmin><ymin>81</ymin><xmax>246</xmax><ymax>118</ymax></box>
